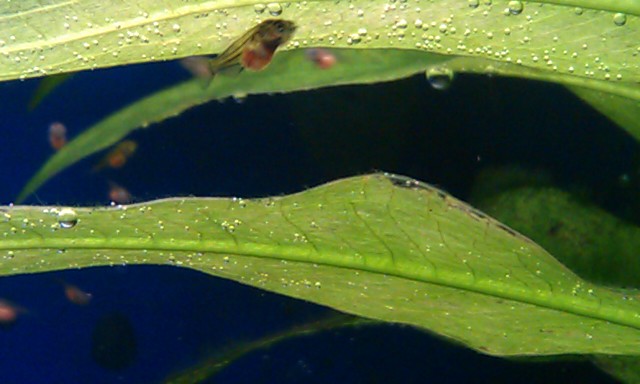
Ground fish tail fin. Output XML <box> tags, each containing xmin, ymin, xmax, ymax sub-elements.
<box><xmin>180</xmin><ymin>56</ymin><xmax>216</xmax><ymax>88</ymax></box>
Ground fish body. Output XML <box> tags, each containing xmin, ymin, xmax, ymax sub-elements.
<box><xmin>0</xmin><ymin>299</ymin><xmax>25</xmax><ymax>326</ymax></box>
<box><xmin>208</xmin><ymin>19</ymin><xmax>297</xmax><ymax>76</ymax></box>
<box><xmin>108</xmin><ymin>181</ymin><xmax>132</xmax><ymax>204</ymax></box>
<box><xmin>54</xmin><ymin>277</ymin><xmax>92</xmax><ymax>305</ymax></box>
<box><xmin>48</xmin><ymin>122</ymin><xmax>67</xmax><ymax>150</ymax></box>
<box><xmin>93</xmin><ymin>140</ymin><xmax>137</xmax><ymax>172</ymax></box>
<box><xmin>305</xmin><ymin>48</ymin><xmax>337</xmax><ymax>70</ymax></box>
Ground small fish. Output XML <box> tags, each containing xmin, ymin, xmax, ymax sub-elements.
<box><xmin>0</xmin><ymin>299</ymin><xmax>25</xmax><ymax>326</ymax></box>
<box><xmin>48</xmin><ymin>121</ymin><xmax>67</xmax><ymax>150</ymax></box>
<box><xmin>208</xmin><ymin>19</ymin><xmax>297</xmax><ymax>77</ymax></box>
<box><xmin>305</xmin><ymin>48</ymin><xmax>337</xmax><ymax>70</ymax></box>
<box><xmin>108</xmin><ymin>181</ymin><xmax>132</xmax><ymax>204</ymax></box>
<box><xmin>93</xmin><ymin>140</ymin><xmax>137</xmax><ymax>172</ymax></box>
<box><xmin>55</xmin><ymin>278</ymin><xmax>92</xmax><ymax>306</ymax></box>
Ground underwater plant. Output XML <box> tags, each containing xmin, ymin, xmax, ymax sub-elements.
<box><xmin>0</xmin><ymin>0</ymin><xmax>639</xmax><ymax>382</ymax></box>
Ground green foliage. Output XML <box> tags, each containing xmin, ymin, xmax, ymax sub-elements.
<box><xmin>2</xmin><ymin>0</ymin><xmax>637</xmax><ymax>82</ymax></box>
<box><xmin>17</xmin><ymin>49</ymin><xmax>448</xmax><ymax>202</ymax></box>
<box><xmin>4</xmin><ymin>174</ymin><xmax>640</xmax><ymax>357</ymax></box>
<box><xmin>3</xmin><ymin>0</ymin><xmax>640</xmax><ymax>381</ymax></box>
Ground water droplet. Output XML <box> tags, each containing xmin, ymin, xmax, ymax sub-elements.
<box><xmin>426</xmin><ymin>67</ymin><xmax>454</xmax><ymax>90</ymax></box>
<box><xmin>254</xmin><ymin>4</ymin><xmax>266</xmax><ymax>13</ymax></box>
<box><xmin>468</xmin><ymin>0</ymin><xmax>479</xmax><ymax>8</ymax></box>
<box><xmin>266</xmin><ymin>3</ymin><xmax>283</xmax><ymax>16</ymax></box>
<box><xmin>613</xmin><ymin>13</ymin><xmax>627</xmax><ymax>26</ymax></box>
<box><xmin>395</xmin><ymin>19</ymin><xmax>408</xmax><ymax>29</ymax></box>
<box><xmin>574</xmin><ymin>7</ymin><xmax>583</xmax><ymax>15</ymax></box>
<box><xmin>172</xmin><ymin>24</ymin><xmax>181</xmax><ymax>32</ymax></box>
<box><xmin>57</xmin><ymin>208</ymin><xmax>78</xmax><ymax>229</ymax></box>
<box><xmin>507</xmin><ymin>0</ymin><xmax>523</xmax><ymax>15</ymax></box>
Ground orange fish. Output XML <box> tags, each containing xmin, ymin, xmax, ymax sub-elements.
<box><xmin>48</xmin><ymin>121</ymin><xmax>67</xmax><ymax>150</ymax></box>
<box><xmin>93</xmin><ymin>140</ymin><xmax>137</xmax><ymax>172</ymax></box>
<box><xmin>208</xmin><ymin>19</ymin><xmax>297</xmax><ymax>77</ymax></box>
<box><xmin>0</xmin><ymin>299</ymin><xmax>25</xmax><ymax>326</ymax></box>
<box><xmin>55</xmin><ymin>278</ymin><xmax>92</xmax><ymax>306</ymax></box>
<box><xmin>305</xmin><ymin>48</ymin><xmax>337</xmax><ymax>70</ymax></box>
<box><xmin>108</xmin><ymin>181</ymin><xmax>132</xmax><ymax>204</ymax></box>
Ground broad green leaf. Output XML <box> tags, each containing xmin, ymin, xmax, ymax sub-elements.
<box><xmin>468</xmin><ymin>166</ymin><xmax>640</xmax><ymax>382</ymax></box>
<box><xmin>15</xmin><ymin>0</ymin><xmax>640</xmax><ymax>200</ymax></box>
<box><xmin>16</xmin><ymin>48</ymin><xmax>450</xmax><ymax>202</ymax></box>
<box><xmin>4</xmin><ymin>173</ymin><xmax>640</xmax><ymax>356</ymax></box>
<box><xmin>1</xmin><ymin>0</ymin><xmax>637</xmax><ymax>85</ymax></box>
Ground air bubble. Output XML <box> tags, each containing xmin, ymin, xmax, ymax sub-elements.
<box><xmin>266</xmin><ymin>3</ymin><xmax>283</xmax><ymax>16</ymax></box>
<box><xmin>254</xmin><ymin>4</ymin><xmax>266</xmax><ymax>13</ymax></box>
<box><xmin>613</xmin><ymin>13</ymin><xmax>627</xmax><ymax>26</ymax></box>
<box><xmin>507</xmin><ymin>0</ymin><xmax>523</xmax><ymax>15</ymax></box>
<box><xmin>57</xmin><ymin>208</ymin><xmax>78</xmax><ymax>229</ymax></box>
<box><xmin>426</xmin><ymin>67</ymin><xmax>454</xmax><ymax>90</ymax></box>
<box><xmin>468</xmin><ymin>0</ymin><xmax>479</xmax><ymax>8</ymax></box>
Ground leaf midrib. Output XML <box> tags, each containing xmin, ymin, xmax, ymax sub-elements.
<box><xmin>4</xmin><ymin>233</ymin><xmax>639</xmax><ymax>332</ymax></box>
<box><xmin>3</xmin><ymin>0</ymin><xmax>638</xmax><ymax>57</ymax></box>
<box><xmin>0</xmin><ymin>0</ymin><xmax>254</xmax><ymax>55</ymax></box>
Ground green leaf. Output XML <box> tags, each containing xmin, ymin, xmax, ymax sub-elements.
<box><xmin>592</xmin><ymin>355</ymin><xmax>640</xmax><ymax>384</ymax></box>
<box><xmin>569</xmin><ymin>85</ymin><xmax>640</xmax><ymax>141</ymax></box>
<box><xmin>16</xmin><ymin>48</ymin><xmax>449</xmax><ymax>202</ymax></box>
<box><xmin>469</xmin><ymin>167</ymin><xmax>640</xmax><ymax>288</ymax></box>
<box><xmin>434</xmin><ymin>57</ymin><xmax>640</xmax><ymax>140</ymax></box>
<box><xmin>15</xmin><ymin>0</ymin><xmax>640</xmax><ymax>200</ymax></box>
<box><xmin>4</xmin><ymin>173</ymin><xmax>640</xmax><ymax>356</ymax></box>
<box><xmin>28</xmin><ymin>73</ymin><xmax>74</xmax><ymax>110</ymax></box>
<box><xmin>164</xmin><ymin>314</ymin><xmax>374</xmax><ymax>384</ymax></box>
<box><xmin>1</xmin><ymin>0</ymin><xmax>637</xmax><ymax>83</ymax></box>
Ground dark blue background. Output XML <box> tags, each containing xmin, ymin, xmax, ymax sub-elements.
<box><xmin>0</xmin><ymin>59</ymin><xmax>635</xmax><ymax>383</ymax></box>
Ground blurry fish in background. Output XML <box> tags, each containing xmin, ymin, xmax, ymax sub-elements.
<box><xmin>54</xmin><ymin>278</ymin><xmax>92</xmax><ymax>305</ymax></box>
<box><xmin>48</xmin><ymin>121</ymin><xmax>67</xmax><ymax>150</ymax></box>
<box><xmin>208</xmin><ymin>19</ymin><xmax>297</xmax><ymax>78</ymax></box>
<box><xmin>92</xmin><ymin>312</ymin><xmax>137</xmax><ymax>371</ymax></box>
<box><xmin>0</xmin><ymin>299</ymin><xmax>25</xmax><ymax>327</ymax></box>
<box><xmin>305</xmin><ymin>48</ymin><xmax>337</xmax><ymax>70</ymax></box>
<box><xmin>92</xmin><ymin>140</ymin><xmax>137</xmax><ymax>172</ymax></box>
<box><xmin>107</xmin><ymin>181</ymin><xmax>132</xmax><ymax>204</ymax></box>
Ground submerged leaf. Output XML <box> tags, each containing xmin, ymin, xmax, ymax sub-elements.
<box><xmin>164</xmin><ymin>314</ymin><xmax>372</xmax><ymax>383</ymax></box>
<box><xmin>4</xmin><ymin>174</ymin><xmax>640</xmax><ymax>356</ymax></box>
<box><xmin>17</xmin><ymin>49</ymin><xmax>449</xmax><ymax>202</ymax></box>
<box><xmin>569</xmin><ymin>85</ymin><xmax>640</xmax><ymax>141</ymax></box>
<box><xmin>0</xmin><ymin>0</ymin><xmax>637</xmax><ymax>83</ymax></box>
<box><xmin>28</xmin><ymin>73</ymin><xmax>74</xmax><ymax>110</ymax></box>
